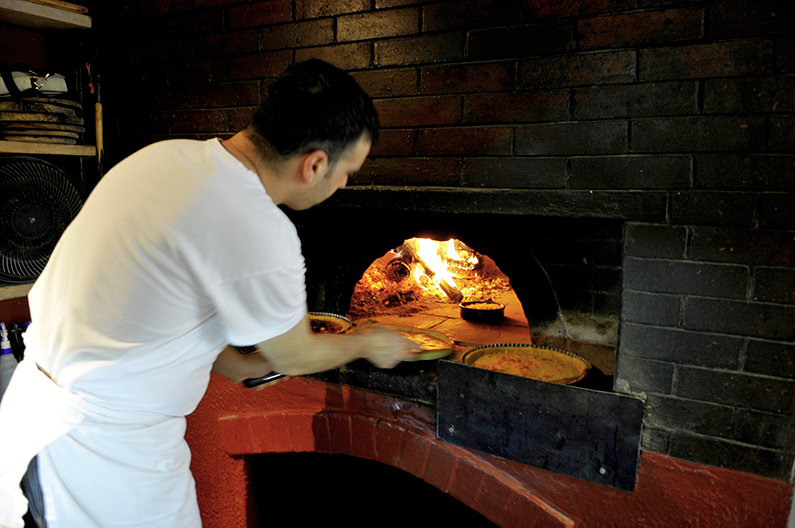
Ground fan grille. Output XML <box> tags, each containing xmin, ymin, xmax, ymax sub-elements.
<box><xmin>0</xmin><ymin>156</ymin><xmax>83</xmax><ymax>283</ymax></box>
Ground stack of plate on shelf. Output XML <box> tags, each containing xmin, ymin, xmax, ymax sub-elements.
<box><xmin>0</xmin><ymin>97</ymin><xmax>84</xmax><ymax>145</ymax></box>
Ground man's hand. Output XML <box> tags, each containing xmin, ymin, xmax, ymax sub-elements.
<box><xmin>353</xmin><ymin>327</ymin><xmax>416</xmax><ymax>368</ymax></box>
<box><xmin>256</xmin><ymin>317</ymin><xmax>417</xmax><ymax>376</ymax></box>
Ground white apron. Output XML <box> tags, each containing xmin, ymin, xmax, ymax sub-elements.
<box><xmin>0</xmin><ymin>358</ymin><xmax>201</xmax><ymax>528</ymax></box>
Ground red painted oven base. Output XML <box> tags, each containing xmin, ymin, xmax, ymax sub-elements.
<box><xmin>186</xmin><ymin>375</ymin><xmax>792</xmax><ymax>528</ymax></box>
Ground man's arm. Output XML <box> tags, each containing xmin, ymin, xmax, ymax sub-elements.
<box><xmin>211</xmin><ymin>345</ymin><xmax>274</xmax><ymax>383</ymax></box>
<box><xmin>256</xmin><ymin>317</ymin><xmax>415</xmax><ymax>376</ymax></box>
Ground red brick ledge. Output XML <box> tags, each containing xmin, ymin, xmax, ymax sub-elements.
<box><xmin>188</xmin><ymin>375</ymin><xmax>793</xmax><ymax>528</ymax></box>
<box><xmin>217</xmin><ymin>410</ymin><xmax>574</xmax><ymax>528</ymax></box>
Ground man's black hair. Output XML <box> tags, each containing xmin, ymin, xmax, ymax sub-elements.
<box><xmin>247</xmin><ymin>59</ymin><xmax>379</xmax><ymax>164</ymax></box>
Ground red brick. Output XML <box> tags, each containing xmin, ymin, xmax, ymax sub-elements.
<box><xmin>374</xmin><ymin>96</ymin><xmax>460</xmax><ymax>127</ymax></box>
<box><xmin>694</xmin><ymin>154</ymin><xmax>795</xmax><ymax>190</ymax></box>
<box><xmin>171</xmin><ymin>59</ymin><xmax>226</xmax><ymax>85</ymax></box>
<box><xmin>124</xmin><ymin>0</ymin><xmax>192</xmax><ymax>17</ymax></box>
<box><xmin>422</xmin><ymin>0</ymin><xmax>524</xmax><ymax>32</ymax></box>
<box><xmin>228</xmin><ymin>51</ymin><xmax>292</xmax><ymax>81</ymax></box>
<box><xmin>463</xmin><ymin>157</ymin><xmax>567</xmax><ymax>189</ymax></box>
<box><xmin>246</xmin><ymin>415</ymin><xmax>274</xmax><ymax>453</ymax></box>
<box><xmin>397</xmin><ymin>431</ymin><xmax>431</xmax><ymax>478</ymax></box>
<box><xmin>376</xmin><ymin>0</ymin><xmax>419</xmax><ymax>7</ymax></box>
<box><xmin>671</xmin><ymin>191</ymin><xmax>756</xmax><ymax>228</ymax></box>
<box><xmin>375</xmin><ymin>33</ymin><xmax>465</xmax><ymax>67</ymax></box>
<box><xmin>169</xmin><ymin>109</ymin><xmax>229</xmax><ymax>133</ymax></box>
<box><xmin>218</xmin><ymin>416</ymin><xmax>246</xmax><ymax>454</ymax></box>
<box><xmin>501</xmin><ymin>490</ymin><xmax>574</xmax><ymax>528</ymax></box>
<box><xmin>350</xmin><ymin>415</ymin><xmax>378</xmax><ymax>459</ymax></box>
<box><xmin>140</xmin><ymin>113</ymin><xmax>170</xmax><ymax>137</ymax></box>
<box><xmin>310</xmin><ymin>414</ymin><xmax>332</xmax><ymax>453</ymax></box>
<box><xmin>632</xmin><ymin>117</ymin><xmax>765</xmax><ymax>153</ymax></box>
<box><xmin>709</xmin><ymin>0</ymin><xmax>794</xmax><ymax>38</ymax></box>
<box><xmin>294</xmin><ymin>43</ymin><xmax>371</xmax><ymax>71</ymax></box>
<box><xmin>516</xmin><ymin>121</ymin><xmax>627</xmax><ymax>156</ymax></box>
<box><xmin>243</xmin><ymin>415</ymin><xmax>274</xmax><ymax>453</ymax></box>
<box><xmin>146</xmin><ymin>87</ymin><xmax>200</xmax><ymax>111</ymax></box>
<box><xmin>343</xmin><ymin>385</ymin><xmax>399</xmax><ymax>417</ymax></box>
<box><xmin>282</xmin><ymin>413</ymin><xmax>316</xmax><ymax>452</ymax></box>
<box><xmin>423</xmin><ymin>442</ymin><xmax>457</xmax><ymax>491</ymax></box>
<box><xmin>570</xmin><ymin>156</ymin><xmax>691</xmax><ymax>190</ymax></box>
<box><xmin>338</xmin><ymin>8</ymin><xmax>419</xmax><ymax>42</ymax></box>
<box><xmin>228</xmin><ymin>1</ymin><xmax>291</xmax><ymax>30</ymax></box>
<box><xmin>468</xmin><ymin>22</ymin><xmax>574</xmax><ymax>61</ymax></box>
<box><xmin>371</xmin><ymin>158</ymin><xmax>461</xmax><ymax>186</ymax></box>
<box><xmin>417</xmin><ymin>127</ymin><xmax>513</xmax><ymax>156</ymax></box>
<box><xmin>148</xmin><ymin>38</ymin><xmax>196</xmax><ymax>62</ymax></box>
<box><xmin>228</xmin><ymin>107</ymin><xmax>256</xmax><ymax>131</ymax></box>
<box><xmin>769</xmin><ymin>117</ymin><xmax>795</xmax><ymax>152</ymax></box>
<box><xmin>704</xmin><ymin>76</ymin><xmax>795</xmax><ymax>114</ymax></box>
<box><xmin>159</xmin><ymin>10</ymin><xmax>224</xmax><ymax>37</ymax></box>
<box><xmin>264</xmin><ymin>414</ymin><xmax>294</xmax><ymax>452</ymax></box>
<box><xmin>463</xmin><ymin>91</ymin><xmax>568</xmax><ymax>124</ymax></box>
<box><xmin>447</xmin><ymin>457</ymin><xmax>485</xmax><ymax>507</ymax></box>
<box><xmin>639</xmin><ymin>40</ymin><xmax>774</xmax><ymax>81</ymax></box>
<box><xmin>199</xmin><ymin>82</ymin><xmax>260</xmax><ymax>108</ymax></box>
<box><xmin>348</xmin><ymin>158</ymin><xmax>372</xmax><ymax>185</ymax></box>
<box><xmin>296</xmin><ymin>0</ymin><xmax>368</xmax><ymax>19</ymax></box>
<box><xmin>374</xmin><ymin>421</ymin><xmax>404</xmax><ymax>466</ymax></box>
<box><xmin>196</xmin><ymin>0</ymin><xmax>241</xmax><ymax>6</ymax></box>
<box><xmin>197</xmin><ymin>29</ymin><xmax>260</xmax><ymax>58</ymax></box>
<box><xmin>261</xmin><ymin>19</ymin><xmax>335</xmax><ymax>50</ymax></box>
<box><xmin>759</xmin><ymin>193</ymin><xmax>795</xmax><ymax>230</ymax></box>
<box><xmin>574</xmin><ymin>81</ymin><xmax>698</xmax><ymax>119</ymax></box>
<box><xmin>778</xmin><ymin>35</ymin><xmax>795</xmax><ymax>73</ymax></box>
<box><xmin>352</xmin><ymin>68</ymin><xmax>417</xmax><ymax>98</ymax></box>
<box><xmin>579</xmin><ymin>8</ymin><xmax>703</xmax><ymax>49</ymax></box>
<box><xmin>369</xmin><ymin>129</ymin><xmax>415</xmax><ymax>157</ymax></box>
<box><xmin>471</xmin><ymin>473</ymin><xmax>513</xmax><ymax>526</ymax></box>
<box><xmin>326</xmin><ymin>413</ymin><xmax>354</xmax><ymax>455</ymax></box>
<box><xmin>420</xmin><ymin>62</ymin><xmax>514</xmax><ymax>95</ymax></box>
<box><xmin>519</xmin><ymin>50</ymin><xmax>635</xmax><ymax>89</ymax></box>
<box><xmin>320</xmin><ymin>381</ymin><xmax>347</xmax><ymax>410</ymax></box>
<box><xmin>524</xmin><ymin>0</ymin><xmax>635</xmax><ymax>19</ymax></box>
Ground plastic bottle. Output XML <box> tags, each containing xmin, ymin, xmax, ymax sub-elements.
<box><xmin>0</xmin><ymin>322</ymin><xmax>18</xmax><ymax>400</ymax></box>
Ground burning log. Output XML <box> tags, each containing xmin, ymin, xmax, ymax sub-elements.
<box><xmin>400</xmin><ymin>243</ymin><xmax>464</xmax><ymax>303</ymax></box>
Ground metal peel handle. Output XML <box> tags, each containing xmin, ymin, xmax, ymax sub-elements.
<box><xmin>243</xmin><ymin>372</ymin><xmax>286</xmax><ymax>388</ymax></box>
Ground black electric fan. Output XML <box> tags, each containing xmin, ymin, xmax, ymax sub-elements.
<box><xmin>0</xmin><ymin>156</ymin><xmax>83</xmax><ymax>283</ymax></box>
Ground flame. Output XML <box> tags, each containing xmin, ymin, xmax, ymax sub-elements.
<box><xmin>401</xmin><ymin>238</ymin><xmax>479</xmax><ymax>300</ymax></box>
<box><xmin>348</xmin><ymin>237</ymin><xmax>512</xmax><ymax>318</ymax></box>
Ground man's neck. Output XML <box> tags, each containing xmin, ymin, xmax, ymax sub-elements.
<box><xmin>221</xmin><ymin>132</ymin><xmax>288</xmax><ymax>205</ymax></box>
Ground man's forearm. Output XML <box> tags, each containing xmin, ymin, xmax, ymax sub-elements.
<box><xmin>257</xmin><ymin>319</ymin><xmax>414</xmax><ymax>376</ymax></box>
<box><xmin>212</xmin><ymin>345</ymin><xmax>273</xmax><ymax>383</ymax></box>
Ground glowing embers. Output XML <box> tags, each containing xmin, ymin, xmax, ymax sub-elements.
<box><xmin>348</xmin><ymin>238</ymin><xmax>512</xmax><ymax>318</ymax></box>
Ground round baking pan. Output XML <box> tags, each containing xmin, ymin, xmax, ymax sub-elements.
<box><xmin>462</xmin><ymin>343</ymin><xmax>591</xmax><ymax>385</ymax></box>
<box><xmin>459</xmin><ymin>300</ymin><xmax>505</xmax><ymax>323</ymax></box>
<box><xmin>308</xmin><ymin>312</ymin><xmax>352</xmax><ymax>334</ymax></box>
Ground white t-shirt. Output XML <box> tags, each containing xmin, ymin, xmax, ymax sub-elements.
<box><xmin>1</xmin><ymin>138</ymin><xmax>307</xmax><ymax>527</ymax></box>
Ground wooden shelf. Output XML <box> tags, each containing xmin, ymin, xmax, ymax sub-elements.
<box><xmin>0</xmin><ymin>0</ymin><xmax>90</xmax><ymax>30</ymax></box>
<box><xmin>0</xmin><ymin>140</ymin><xmax>96</xmax><ymax>156</ymax></box>
<box><xmin>0</xmin><ymin>283</ymin><xmax>32</xmax><ymax>301</ymax></box>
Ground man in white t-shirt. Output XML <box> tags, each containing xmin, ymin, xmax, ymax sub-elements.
<box><xmin>0</xmin><ymin>59</ymin><xmax>414</xmax><ymax>528</ymax></box>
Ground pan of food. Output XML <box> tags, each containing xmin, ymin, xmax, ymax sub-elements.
<box><xmin>462</xmin><ymin>343</ymin><xmax>591</xmax><ymax>385</ymax></box>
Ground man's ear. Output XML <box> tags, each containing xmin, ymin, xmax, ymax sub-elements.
<box><xmin>301</xmin><ymin>150</ymin><xmax>328</xmax><ymax>184</ymax></box>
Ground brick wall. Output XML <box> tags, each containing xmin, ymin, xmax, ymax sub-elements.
<box><xmin>100</xmin><ymin>0</ymin><xmax>795</xmax><ymax>481</ymax></box>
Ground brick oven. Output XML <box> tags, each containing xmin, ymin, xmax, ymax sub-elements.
<box><xmin>95</xmin><ymin>0</ymin><xmax>794</xmax><ymax>526</ymax></box>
